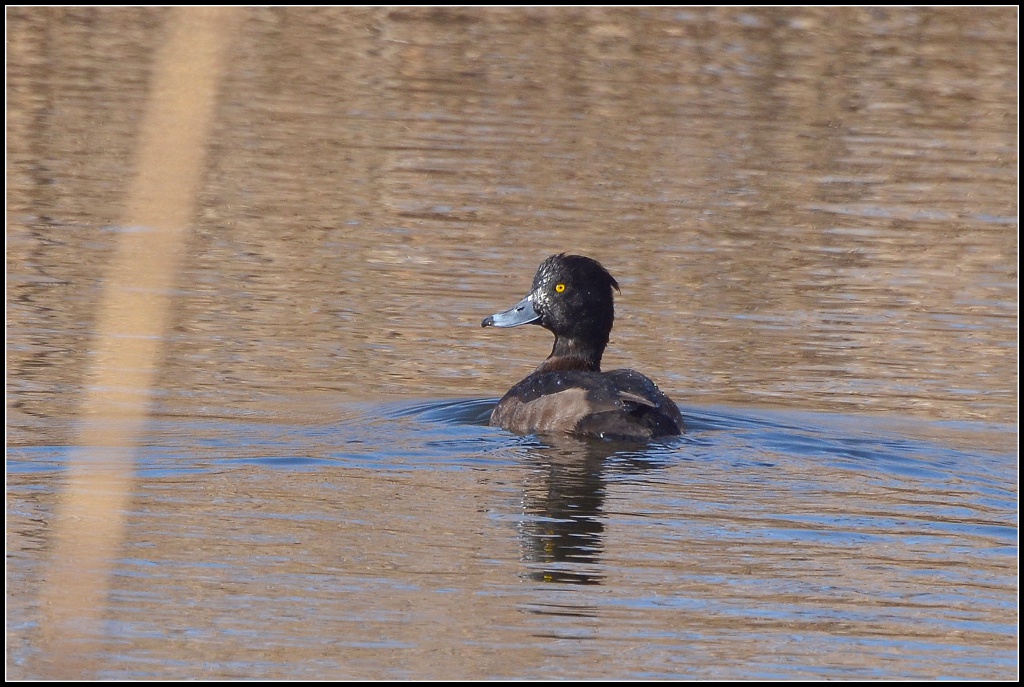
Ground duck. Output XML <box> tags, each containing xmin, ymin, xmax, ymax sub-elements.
<box><xmin>481</xmin><ymin>253</ymin><xmax>684</xmax><ymax>441</ymax></box>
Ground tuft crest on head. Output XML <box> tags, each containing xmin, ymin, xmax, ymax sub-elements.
<box><xmin>534</xmin><ymin>253</ymin><xmax>620</xmax><ymax>293</ymax></box>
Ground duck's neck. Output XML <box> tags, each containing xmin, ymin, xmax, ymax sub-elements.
<box><xmin>535</xmin><ymin>336</ymin><xmax>604</xmax><ymax>373</ymax></box>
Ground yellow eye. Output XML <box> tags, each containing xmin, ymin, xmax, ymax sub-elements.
<box><xmin>555</xmin><ymin>283</ymin><xmax>566</xmax><ymax>293</ymax></box>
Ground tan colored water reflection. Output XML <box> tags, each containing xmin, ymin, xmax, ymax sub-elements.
<box><xmin>7</xmin><ymin>7</ymin><xmax>1016</xmax><ymax>445</ymax></box>
<box><xmin>29</xmin><ymin>7</ymin><xmax>238</xmax><ymax>678</ymax></box>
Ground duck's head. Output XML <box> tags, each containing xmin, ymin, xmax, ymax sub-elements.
<box><xmin>482</xmin><ymin>253</ymin><xmax>620</xmax><ymax>372</ymax></box>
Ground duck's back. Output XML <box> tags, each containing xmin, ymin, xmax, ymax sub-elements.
<box><xmin>490</xmin><ymin>368</ymin><xmax>684</xmax><ymax>441</ymax></box>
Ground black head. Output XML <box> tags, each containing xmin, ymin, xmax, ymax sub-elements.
<box><xmin>482</xmin><ymin>253</ymin><xmax>620</xmax><ymax>371</ymax></box>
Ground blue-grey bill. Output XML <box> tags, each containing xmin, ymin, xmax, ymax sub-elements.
<box><xmin>481</xmin><ymin>295</ymin><xmax>540</xmax><ymax>328</ymax></box>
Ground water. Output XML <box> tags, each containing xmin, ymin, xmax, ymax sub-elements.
<box><xmin>7</xmin><ymin>400</ymin><xmax>1016</xmax><ymax>679</ymax></box>
<box><xmin>6</xmin><ymin>6</ymin><xmax>1017</xmax><ymax>680</ymax></box>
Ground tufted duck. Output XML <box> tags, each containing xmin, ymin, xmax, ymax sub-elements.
<box><xmin>482</xmin><ymin>253</ymin><xmax>684</xmax><ymax>441</ymax></box>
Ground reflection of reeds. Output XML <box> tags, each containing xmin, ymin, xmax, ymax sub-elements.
<box><xmin>35</xmin><ymin>7</ymin><xmax>238</xmax><ymax>678</ymax></box>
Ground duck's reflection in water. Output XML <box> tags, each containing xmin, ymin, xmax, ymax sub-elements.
<box><xmin>517</xmin><ymin>435</ymin><xmax>669</xmax><ymax>587</ymax></box>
